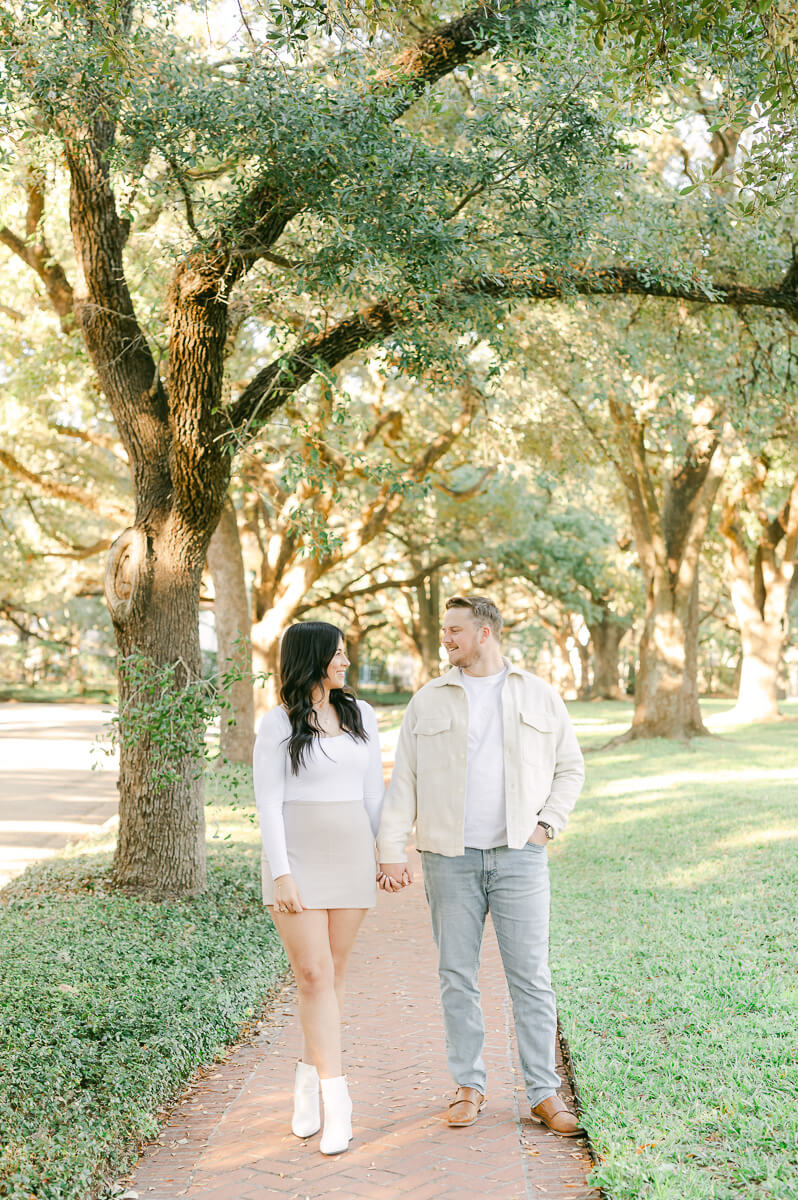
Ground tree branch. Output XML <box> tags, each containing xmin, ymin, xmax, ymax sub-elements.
<box><xmin>298</xmin><ymin>558</ymin><xmax>453</xmax><ymax>613</ymax></box>
<box><xmin>0</xmin><ymin>447</ymin><xmax>130</xmax><ymax>521</ymax></box>
<box><xmin>37</xmin><ymin>538</ymin><xmax>114</xmax><ymax>560</ymax></box>
<box><xmin>436</xmin><ymin>465</ymin><xmax>496</xmax><ymax>498</ymax></box>
<box><xmin>0</xmin><ymin>600</ymin><xmax>75</xmax><ymax>646</ymax></box>
<box><xmin>228</xmin><ymin>266</ymin><xmax>798</xmax><ymax>440</ymax></box>
<box><xmin>0</xmin><ymin>169</ymin><xmax>74</xmax><ymax>327</ymax></box>
<box><xmin>61</xmin><ymin>117</ymin><xmax>171</xmax><ymax>482</ymax></box>
<box><xmin>225</xmin><ymin>3</ymin><xmax>541</xmax><ymax>270</ymax></box>
<box><xmin>52</xmin><ymin>423</ymin><xmax>129</xmax><ymax>461</ymax></box>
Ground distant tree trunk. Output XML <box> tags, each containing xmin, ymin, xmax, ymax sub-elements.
<box><xmin>383</xmin><ymin>566</ymin><xmax>442</xmax><ymax>692</ymax></box>
<box><xmin>575</xmin><ymin>634</ymin><xmax>592</xmax><ymax>699</ymax></box>
<box><xmin>207</xmin><ymin>498</ymin><xmax>255</xmax><ymax>763</ymax></box>
<box><xmin>633</xmin><ymin>571</ymin><xmax>705</xmax><ymax>738</ymax></box>
<box><xmin>250</xmin><ymin>561</ymin><xmax>324</xmax><ymax>712</ymax></box>
<box><xmin>720</xmin><ymin>468</ymin><xmax>798</xmax><ymax>721</ymax></box>
<box><xmin>538</xmin><ymin>613</ymin><xmax>578</xmax><ymax>698</ymax></box>
<box><xmin>735</xmin><ymin>614</ymin><xmax>784</xmax><ymax>720</ymax></box>
<box><xmin>586</xmin><ymin>606</ymin><xmax>628</xmax><ymax>699</ymax></box>
<box><xmin>413</xmin><ymin>568</ymin><xmax>442</xmax><ymax>687</ymax></box>
<box><xmin>346</xmin><ymin>618</ymin><xmax>363</xmax><ymax>690</ymax></box>
<box><xmin>252</xmin><ymin>635</ymin><xmax>283</xmax><ymax>711</ymax></box>
<box><xmin>607</xmin><ymin>397</ymin><xmax>730</xmax><ymax>739</ymax></box>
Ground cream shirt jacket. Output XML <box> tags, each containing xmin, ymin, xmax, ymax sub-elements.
<box><xmin>376</xmin><ymin>661</ymin><xmax>585</xmax><ymax>863</ymax></box>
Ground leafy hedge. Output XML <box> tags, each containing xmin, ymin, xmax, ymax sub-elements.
<box><xmin>0</xmin><ymin>832</ymin><xmax>285</xmax><ymax>1200</ymax></box>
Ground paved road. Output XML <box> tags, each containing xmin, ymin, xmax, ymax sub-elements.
<box><xmin>0</xmin><ymin>703</ymin><xmax>119</xmax><ymax>889</ymax></box>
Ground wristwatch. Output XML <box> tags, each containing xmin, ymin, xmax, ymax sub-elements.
<box><xmin>537</xmin><ymin>822</ymin><xmax>554</xmax><ymax>840</ymax></box>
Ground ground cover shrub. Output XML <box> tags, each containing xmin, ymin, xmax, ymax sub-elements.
<box><xmin>553</xmin><ymin>701</ymin><xmax>798</xmax><ymax>1200</ymax></box>
<box><xmin>0</xmin><ymin>784</ymin><xmax>285</xmax><ymax>1200</ymax></box>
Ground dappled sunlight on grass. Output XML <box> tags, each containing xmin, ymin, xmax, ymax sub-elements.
<box><xmin>551</xmin><ymin>700</ymin><xmax>798</xmax><ymax>1200</ymax></box>
<box><xmin>661</xmin><ymin>858</ymin><xmax>733</xmax><ymax>889</ymax></box>
<box><xmin>569</xmin><ymin>701</ymin><xmax>634</xmax><ymax>749</ymax></box>
<box><xmin>715</xmin><ymin>825</ymin><xmax>798</xmax><ymax>850</ymax></box>
<box><xmin>591</xmin><ymin>762</ymin><xmax>798</xmax><ymax>799</ymax></box>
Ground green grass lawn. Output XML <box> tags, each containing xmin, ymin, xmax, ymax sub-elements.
<box><xmin>552</xmin><ymin>700</ymin><xmax>798</xmax><ymax>1200</ymax></box>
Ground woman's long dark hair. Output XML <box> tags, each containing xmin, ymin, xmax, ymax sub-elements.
<box><xmin>279</xmin><ymin>621</ymin><xmax>367</xmax><ymax>774</ymax></box>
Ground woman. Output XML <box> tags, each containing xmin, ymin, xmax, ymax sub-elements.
<box><xmin>253</xmin><ymin>621</ymin><xmax>384</xmax><ymax>1156</ymax></box>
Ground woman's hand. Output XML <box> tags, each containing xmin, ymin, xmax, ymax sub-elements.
<box><xmin>377</xmin><ymin>863</ymin><xmax>413</xmax><ymax>892</ymax></box>
<box><xmin>272</xmin><ymin>874</ymin><xmax>304</xmax><ymax>913</ymax></box>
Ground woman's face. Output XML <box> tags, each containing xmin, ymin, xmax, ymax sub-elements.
<box><xmin>322</xmin><ymin>638</ymin><xmax>349</xmax><ymax>690</ymax></box>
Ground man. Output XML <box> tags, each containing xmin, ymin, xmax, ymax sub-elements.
<box><xmin>377</xmin><ymin>595</ymin><xmax>585</xmax><ymax>1134</ymax></box>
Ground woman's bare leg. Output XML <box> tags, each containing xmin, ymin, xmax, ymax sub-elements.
<box><xmin>269</xmin><ymin>907</ymin><xmax>341</xmax><ymax>1078</ymax></box>
<box><xmin>328</xmin><ymin>908</ymin><xmax>367</xmax><ymax>1019</ymax></box>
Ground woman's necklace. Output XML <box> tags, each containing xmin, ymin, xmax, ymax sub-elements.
<box><xmin>312</xmin><ymin>701</ymin><xmax>340</xmax><ymax>737</ymax></box>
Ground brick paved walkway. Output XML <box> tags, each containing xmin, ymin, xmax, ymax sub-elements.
<box><xmin>128</xmin><ymin>849</ymin><xmax>599</xmax><ymax>1200</ymax></box>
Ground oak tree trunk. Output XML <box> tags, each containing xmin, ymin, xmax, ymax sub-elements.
<box><xmin>587</xmin><ymin>609</ymin><xmax>627</xmax><ymax>699</ymax></box>
<box><xmin>719</xmin><ymin>473</ymin><xmax>798</xmax><ymax>722</ymax></box>
<box><xmin>607</xmin><ymin>396</ymin><xmax>728</xmax><ymax>739</ymax></box>
<box><xmin>734</xmin><ymin>626</ymin><xmax>783</xmax><ymax>720</ymax></box>
<box><xmin>345</xmin><ymin>624</ymin><xmax>363</xmax><ymax>690</ymax></box>
<box><xmin>414</xmin><ymin>570</ymin><xmax>442</xmax><ymax>687</ymax></box>
<box><xmin>727</xmin><ymin>545</ymin><xmax>785</xmax><ymax>721</ymax></box>
<box><xmin>207</xmin><ymin>499</ymin><xmax>255</xmax><ymax>762</ymax></box>
<box><xmin>64</xmin><ymin>105</ymin><xmax>232</xmax><ymax>895</ymax></box>
<box><xmin>631</xmin><ymin>572</ymin><xmax>706</xmax><ymax>738</ymax></box>
<box><xmin>575</xmin><ymin>636</ymin><xmax>591</xmax><ymax>699</ymax></box>
<box><xmin>107</xmin><ymin>521</ymin><xmax>214</xmax><ymax>896</ymax></box>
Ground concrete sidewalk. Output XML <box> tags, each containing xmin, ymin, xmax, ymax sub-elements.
<box><xmin>0</xmin><ymin>703</ymin><xmax>118</xmax><ymax>888</ymax></box>
<box><xmin>129</xmin><ymin>849</ymin><xmax>599</xmax><ymax>1200</ymax></box>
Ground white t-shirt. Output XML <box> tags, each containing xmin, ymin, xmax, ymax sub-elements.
<box><xmin>253</xmin><ymin>700</ymin><xmax>384</xmax><ymax>879</ymax></box>
<box><xmin>460</xmin><ymin>667</ymin><xmax>508</xmax><ymax>849</ymax></box>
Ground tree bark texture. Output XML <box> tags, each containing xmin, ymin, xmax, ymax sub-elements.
<box><xmin>345</xmin><ymin>622</ymin><xmax>363</xmax><ymax>690</ymax></box>
<box><xmin>586</xmin><ymin>606</ymin><xmax>628</xmax><ymax>699</ymax></box>
<box><xmin>632</xmin><ymin>571</ymin><xmax>705</xmax><ymax>738</ymax></box>
<box><xmin>207</xmin><ymin>498</ymin><xmax>255</xmax><ymax>763</ymax></box>
<box><xmin>409</xmin><ymin>569</ymin><xmax>442</xmax><ymax>690</ymax></box>
<box><xmin>608</xmin><ymin>398</ymin><xmax>730</xmax><ymax>738</ymax></box>
<box><xmin>106</xmin><ymin>524</ymin><xmax>209</xmax><ymax>897</ymax></box>
<box><xmin>719</xmin><ymin>468</ymin><xmax>798</xmax><ymax>721</ymax></box>
<box><xmin>64</xmin><ymin>103</ymin><xmax>232</xmax><ymax>894</ymax></box>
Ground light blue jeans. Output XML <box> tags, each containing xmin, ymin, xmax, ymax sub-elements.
<box><xmin>421</xmin><ymin>844</ymin><xmax>562</xmax><ymax>1107</ymax></box>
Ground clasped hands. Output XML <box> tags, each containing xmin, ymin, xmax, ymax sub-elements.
<box><xmin>377</xmin><ymin>862</ymin><xmax>413</xmax><ymax>892</ymax></box>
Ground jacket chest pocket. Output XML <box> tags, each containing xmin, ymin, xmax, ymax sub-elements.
<box><xmin>415</xmin><ymin>716</ymin><xmax>452</xmax><ymax>773</ymax></box>
<box><xmin>520</xmin><ymin>711</ymin><xmax>555</xmax><ymax>767</ymax></box>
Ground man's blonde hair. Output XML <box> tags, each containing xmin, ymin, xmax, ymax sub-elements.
<box><xmin>445</xmin><ymin>595</ymin><xmax>503</xmax><ymax>639</ymax></box>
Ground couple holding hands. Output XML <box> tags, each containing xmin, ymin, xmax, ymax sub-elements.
<box><xmin>253</xmin><ymin>595</ymin><xmax>585</xmax><ymax>1156</ymax></box>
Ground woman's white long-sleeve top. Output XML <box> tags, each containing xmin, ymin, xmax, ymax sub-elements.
<box><xmin>253</xmin><ymin>699</ymin><xmax>385</xmax><ymax>880</ymax></box>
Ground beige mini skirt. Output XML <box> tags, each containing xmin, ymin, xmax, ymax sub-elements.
<box><xmin>262</xmin><ymin>800</ymin><xmax>377</xmax><ymax>909</ymax></box>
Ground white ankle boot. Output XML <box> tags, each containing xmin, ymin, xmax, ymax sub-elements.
<box><xmin>291</xmin><ymin>1060</ymin><xmax>320</xmax><ymax>1137</ymax></box>
<box><xmin>320</xmin><ymin>1076</ymin><xmax>353</xmax><ymax>1155</ymax></box>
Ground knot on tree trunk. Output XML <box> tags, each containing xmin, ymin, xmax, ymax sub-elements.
<box><xmin>105</xmin><ymin>527</ymin><xmax>148</xmax><ymax>622</ymax></box>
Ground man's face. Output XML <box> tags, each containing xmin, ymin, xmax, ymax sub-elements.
<box><xmin>441</xmin><ymin>608</ymin><xmax>484</xmax><ymax>668</ymax></box>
